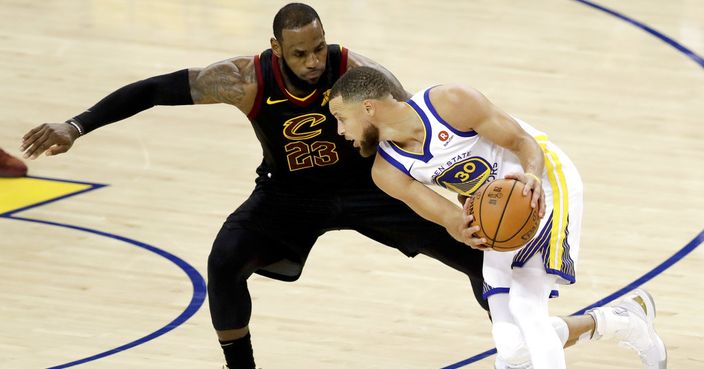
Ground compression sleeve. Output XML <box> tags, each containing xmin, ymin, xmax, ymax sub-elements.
<box><xmin>72</xmin><ymin>69</ymin><xmax>194</xmax><ymax>134</ymax></box>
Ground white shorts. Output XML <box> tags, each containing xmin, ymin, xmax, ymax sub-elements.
<box><xmin>482</xmin><ymin>140</ymin><xmax>583</xmax><ymax>299</ymax></box>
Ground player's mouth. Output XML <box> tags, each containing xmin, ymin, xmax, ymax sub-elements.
<box><xmin>305</xmin><ymin>69</ymin><xmax>323</xmax><ymax>81</ymax></box>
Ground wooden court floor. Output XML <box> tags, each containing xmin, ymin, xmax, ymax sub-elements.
<box><xmin>1</xmin><ymin>1</ymin><xmax>702</xmax><ymax>368</ymax></box>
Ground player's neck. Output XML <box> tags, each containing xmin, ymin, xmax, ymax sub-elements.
<box><xmin>376</xmin><ymin>101</ymin><xmax>425</xmax><ymax>147</ymax></box>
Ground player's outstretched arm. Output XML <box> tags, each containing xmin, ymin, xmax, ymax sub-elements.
<box><xmin>371</xmin><ymin>155</ymin><xmax>489</xmax><ymax>250</ymax></box>
<box><xmin>20</xmin><ymin>56</ymin><xmax>257</xmax><ymax>159</ymax></box>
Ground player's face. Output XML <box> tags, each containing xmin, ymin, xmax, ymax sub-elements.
<box><xmin>275</xmin><ymin>20</ymin><xmax>327</xmax><ymax>84</ymax></box>
<box><xmin>330</xmin><ymin>96</ymin><xmax>379</xmax><ymax>157</ymax></box>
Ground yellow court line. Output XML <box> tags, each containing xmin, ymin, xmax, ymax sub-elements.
<box><xmin>0</xmin><ymin>177</ymin><xmax>92</xmax><ymax>214</ymax></box>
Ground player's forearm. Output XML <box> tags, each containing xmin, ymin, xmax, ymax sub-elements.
<box><xmin>401</xmin><ymin>183</ymin><xmax>463</xmax><ymax>232</ymax></box>
<box><xmin>514</xmin><ymin>135</ymin><xmax>545</xmax><ymax>176</ymax></box>
<box><xmin>70</xmin><ymin>69</ymin><xmax>194</xmax><ymax>135</ymax></box>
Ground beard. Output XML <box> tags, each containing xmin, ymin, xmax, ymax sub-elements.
<box><xmin>358</xmin><ymin>124</ymin><xmax>380</xmax><ymax>158</ymax></box>
<box><xmin>280</xmin><ymin>55</ymin><xmax>326</xmax><ymax>92</ymax></box>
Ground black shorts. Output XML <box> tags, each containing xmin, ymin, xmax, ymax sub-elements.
<box><xmin>219</xmin><ymin>178</ymin><xmax>484</xmax><ymax>283</ymax></box>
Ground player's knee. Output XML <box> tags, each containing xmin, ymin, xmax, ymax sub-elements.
<box><xmin>208</xmin><ymin>232</ymin><xmax>251</xmax><ymax>283</ymax></box>
<box><xmin>492</xmin><ymin>322</ymin><xmax>531</xmax><ymax>366</ymax></box>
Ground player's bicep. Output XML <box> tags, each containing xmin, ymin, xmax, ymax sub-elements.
<box><xmin>188</xmin><ymin>58</ymin><xmax>256</xmax><ymax>109</ymax></box>
<box><xmin>442</xmin><ymin>85</ymin><xmax>529</xmax><ymax>151</ymax></box>
<box><xmin>347</xmin><ymin>51</ymin><xmax>411</xmax><ymax>100</ymax></box>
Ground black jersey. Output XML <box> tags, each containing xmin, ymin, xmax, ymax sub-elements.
<box><xmin>247</xmin><ymin>44</ymin><xmax>375</xmax><ymax>189</ymax></box>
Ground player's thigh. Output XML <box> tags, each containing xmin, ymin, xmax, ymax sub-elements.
<box><xmin>209</xmin><ymin>185</ymin><xmax>322</xmax><ymax>277</ymax></box>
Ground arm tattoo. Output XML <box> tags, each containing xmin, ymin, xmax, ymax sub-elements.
<box><xmin>191</xmin><ymin>58</ymin><xmax>255</xmax><ymax>106</ymax></box>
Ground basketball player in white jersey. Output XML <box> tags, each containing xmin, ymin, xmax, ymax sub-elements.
<box><xmin>328</xmin><ymin>66</ymin><xmax>667</xmax><ymax>369</ymax></box>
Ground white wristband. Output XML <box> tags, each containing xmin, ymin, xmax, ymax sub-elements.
<box><xmin>65</xmin><ymin>119</ymin><xmax>84</xmax><ymax>136</ymax></box>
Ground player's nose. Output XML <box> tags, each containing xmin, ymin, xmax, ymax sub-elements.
<box><xmin>337</xmin><ymin>121</ymin><xmax>344</xmax><ymax>136</ymax></box>
<box><xmin>305</xmin><ymin>53</ymin><xmax>320</xmax><ymax>68</ymax></box>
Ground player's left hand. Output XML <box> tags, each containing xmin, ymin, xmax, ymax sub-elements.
<box><xmin>505</xmin><ymin>172</ymin><xmax>546</xmax><ymax>218</ymax></box>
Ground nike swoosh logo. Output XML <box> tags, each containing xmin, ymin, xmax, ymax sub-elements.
<box><xmin>266</xmin><ymin>97</ymin><xmax>288</xmax><ymax>105</ymax></box>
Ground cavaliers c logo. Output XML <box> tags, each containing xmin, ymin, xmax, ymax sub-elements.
<box><xmin>283</xmin><ymin>113</ymin><xmax>326</xmax><ymax>141</ymax></box>
<box><xmin>433</xmin><ymin>156</ymin><xmax>492</xmax><ymax>196</ymax></box>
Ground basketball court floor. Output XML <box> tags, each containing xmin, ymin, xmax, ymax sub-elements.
<box><xmin>1</xmin><ymin>1</ymin><xmax>702</xmax><ymax>368</ymax></box>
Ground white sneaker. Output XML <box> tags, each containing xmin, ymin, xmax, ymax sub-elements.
<box><xmin>494</xmin><ymin>356</ymin><xmax>533</xmax><ymax>369</ymax></box>
<box><xmin>589</xmin><ymin>289</ymin><xmax>667</xmax><ymax>369</ymax></box>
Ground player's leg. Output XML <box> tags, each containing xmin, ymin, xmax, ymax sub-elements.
<box><xmin>208</xmin><ymin>184</ymin><xmax>325</xmax><ymax>369</ymax></box>
<box><xmin>208</xmin><ymin>221</ymin><xmax>283</xmax><ymax>369</ymax></box>
<box><xmin>509</xmin><ymin>256</ymin><xmax>565</xmax><ymax>369</ymax></box>
<box><xmin>488</xmin><ymin>293</ymin><xmax>532</xmax><ymax>369</ymax></box>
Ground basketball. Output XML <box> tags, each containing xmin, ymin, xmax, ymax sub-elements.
<box><xmin>468</xmin><ymin>178</ymin><xmax>540</xmax><ymax>251</ymax></box>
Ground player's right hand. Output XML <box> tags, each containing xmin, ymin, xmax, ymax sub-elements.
<box><xmin>460</xmin><ymin>208</ymin><xmax>491</xmax><ymax>251</ymax></box>
<box><xmin>20</xmin><ymin>123</ymin><xmax>80</xmax><ymax>159</ymax></box>
<box><xmin>462</xmin><ymin>214</ymin><xmax>491</xmax><ymax>251</ymax></box>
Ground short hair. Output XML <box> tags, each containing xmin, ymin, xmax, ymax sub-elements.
<box><xmin>330</xmin><ymin>66</ymin><xmax>395</xmax><ymax>103</ymax></box>
<box><xmin>273</xmin><ymin>3</ymin><xmax>323</xmax><ymax>41</ymax></box>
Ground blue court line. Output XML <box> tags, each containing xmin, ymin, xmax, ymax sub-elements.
<box><xmin>442</xmin><ymin>1</ymin><xmax>704</xmax><ymax>367</ymax></box>
<box><xmin>0</xmin><ymin>176</ymin><xmax>207</xmax><ymax>368</ymax></box>
<box><xmin>574</xmin><ymin>0</ymin><xmax>704</xmax><ymax>69</ymax></box>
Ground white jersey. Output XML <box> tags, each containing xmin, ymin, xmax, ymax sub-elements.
<box><xmin>377</xmin><ymin>87</ymin><xmax>584</xmax><ymax>298</ymax></box>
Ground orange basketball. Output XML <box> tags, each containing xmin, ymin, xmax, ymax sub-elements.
<box><xmin>468</xmin><ymin>179</ymin><xmax>540</xmax><ymax>251</ymax></box>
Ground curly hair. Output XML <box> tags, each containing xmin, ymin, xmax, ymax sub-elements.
<box><xmin>330</xmin><ymin>66</ymin><xmax>395</xmax><ymax>102</ymax></box>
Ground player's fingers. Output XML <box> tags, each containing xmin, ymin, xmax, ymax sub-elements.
<box><xmin>20</xmin><ymin>125</ymin><xmax>48</xmax><ymax>152</ymax></box>
<box><xmin>457</xmin><ymin>193</ymin><xmax>468</xmax><ymax>206</ymax></box>
<box><xmin>463</xmin><ymin>196</ymin><xmax>472</xmax><ymax>213</ymax></box>
<box><xmin>468</xmin><ymin>241</ymin><xmax>490</xmax><ymax>251</ymax></box>
<box><xmin>539</xmin><ymin>191</ymin><xmax>546</xmax><ymax>218</ymax></box>
<box><xmin>22</xmin><ymin>124</ymin><xmax>45</xmax><ymax>142</ymax></box>
<box><xmin>32</xmin><ymin>137</ymin><xmax>62</xmax><ymax>159</ymax></box>
<box><xmin>531</xmin><ymin>187</ymin><xmax>541</xmax><ymax>208</ymax></box>
<box><xmin>24</xmin><ymin>129</ymin><xmax>52</xmax><ymax>159</ymax></box>
<box><xmin>462</xmin><ymin>214</ymin><xmax>469</xmax><ymax>227</ymax></box>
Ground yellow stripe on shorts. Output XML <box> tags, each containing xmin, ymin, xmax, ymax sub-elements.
<box><xmin>538</xmin><ymin>142</ymin><xmax>569</xmax><ymax>271</ymax></box>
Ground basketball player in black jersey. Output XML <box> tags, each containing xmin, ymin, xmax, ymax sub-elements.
<box><xmin>20</xmin><ymin>3</ymin><xmax>487</xmax><ymax>368</ymax></box>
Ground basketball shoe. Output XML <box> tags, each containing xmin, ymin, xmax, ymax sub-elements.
<box><xmin>588</xmin><ymin>288</ymin><xmax>667</xmax><ymax>369</ymax></box>
<box><xmin>0</xmin><ymin>149</ymin><xmax>27</xmax><ymax>177</ymax></box>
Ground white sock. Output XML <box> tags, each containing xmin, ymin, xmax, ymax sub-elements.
<box><xmin>587</xmin><ymin>306</ymin><xmax>631</xmax><ymax>341</ymax></box>
<box><xmin>550</xmin><ymin>317</ymin><xmax>569</xmax><ymax>346</ymax></box>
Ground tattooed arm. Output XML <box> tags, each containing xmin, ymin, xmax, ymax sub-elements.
<box><xmin>188</xmin><ymin>56</ymin><xmax>258</xmax><ymax>113</ymax></box>
<box><xmin>21</xmin><ymin>56</ymin><xmax>259</xmax><ymax>159</ymax></box>
<box><xmin>347</xmin><ymin>51</ymin><xmax>411</xmax><ymax>100</ymax></box>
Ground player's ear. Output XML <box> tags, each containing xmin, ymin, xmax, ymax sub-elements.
<box><xmin>363</xmin><ymin>100</ymin><xmax>375</xmax><ymax>116</ymax></box>
<box><xmin>271</xmin><ymin>37</ymin><xmax>282</xmax><ymax>57</ymax></box>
